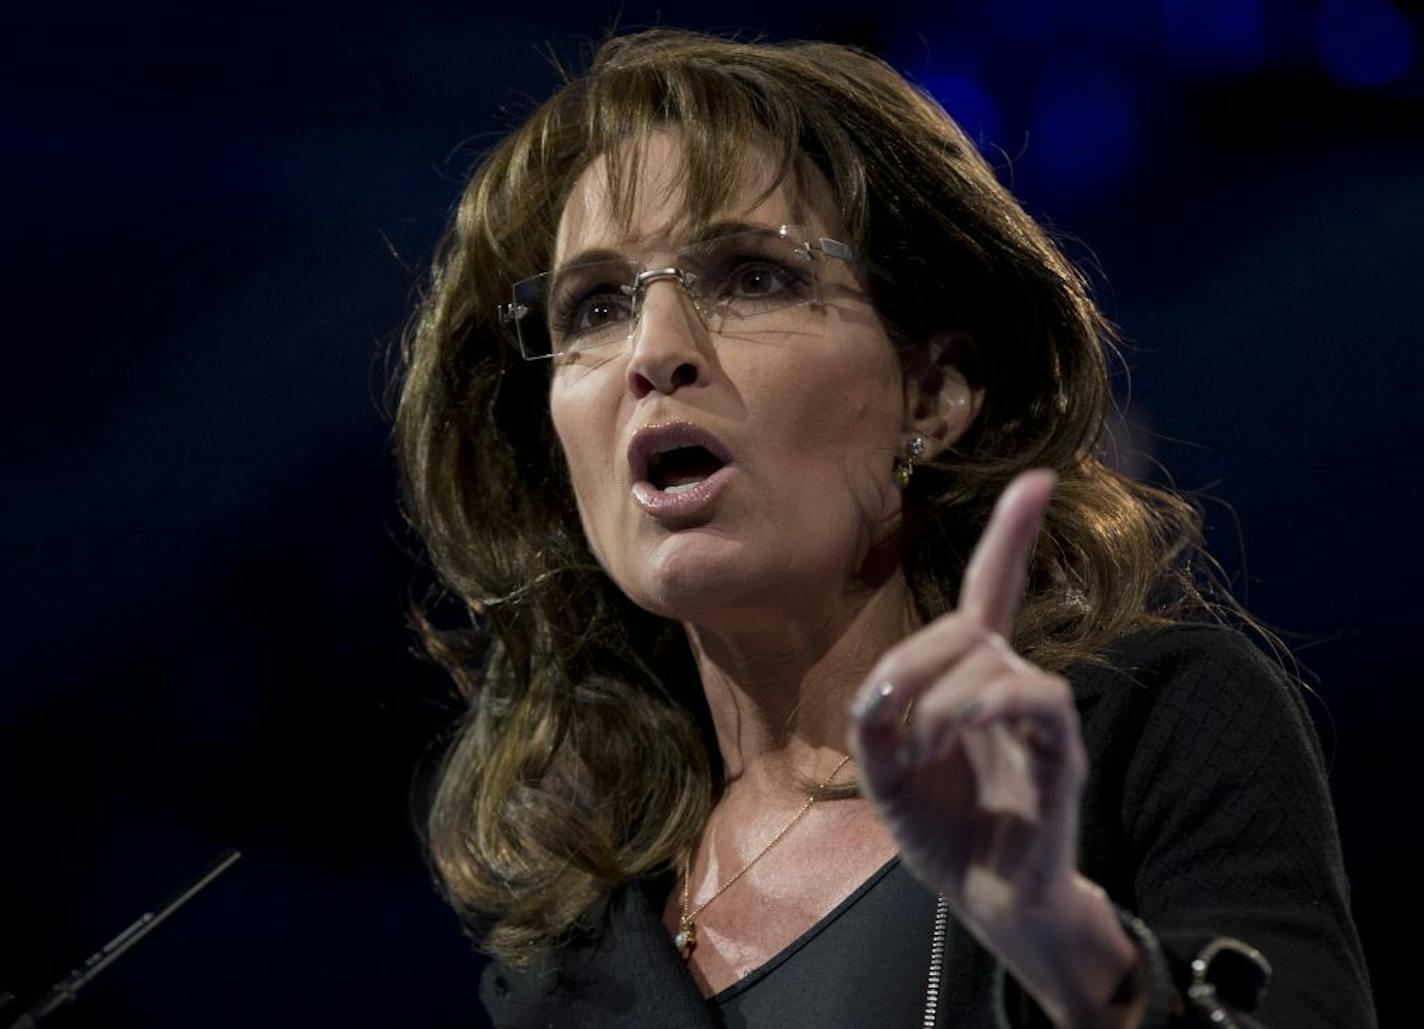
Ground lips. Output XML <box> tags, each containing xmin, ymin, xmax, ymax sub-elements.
<box><xmin>627</xmin><ymin>421</ymin><xmax>735</xmax><ymax>519</ymax></box>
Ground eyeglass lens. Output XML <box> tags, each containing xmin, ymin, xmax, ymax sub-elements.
<box><xmin>513</xmin><ymin>228</ymin><xmax>828</xmax><ymax>359</ymax></box>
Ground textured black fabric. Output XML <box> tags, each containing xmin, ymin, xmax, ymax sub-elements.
<box><xmin>479</xmin><ymin>625</ymin><xmax>1377</xmax><ymax>1028</ymax></box>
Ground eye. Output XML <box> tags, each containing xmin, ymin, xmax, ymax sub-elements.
<box><xmin>572</xmin><ymin>291</ymin><xmax>632</xmax><ymax>332</ymax></box>
<box><xmin>728</xmin><ymin>260</ymin><xmax>800</xmax><ymax>299</ymax></box>
<box><xmin>550</xmin><ymin>285</ymin><xmax>634</xmax><ymax>343</ymax></box>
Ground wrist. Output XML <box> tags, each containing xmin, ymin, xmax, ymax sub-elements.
<box><xmin>983</xmin><ymin>873</ymin><xmax>1144</xmax><ymax>1029</ymax></box>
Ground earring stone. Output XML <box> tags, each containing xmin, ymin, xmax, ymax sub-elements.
<box><xmin>894</xmin><ymin>435</ymin><xmax>925</xmax><ymax>489</ymax></box>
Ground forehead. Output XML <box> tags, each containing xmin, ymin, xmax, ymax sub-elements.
<box><xmin>554</xmin><ymin>128</ymin><xmax>840</xmax><ymax>264</ymax></box>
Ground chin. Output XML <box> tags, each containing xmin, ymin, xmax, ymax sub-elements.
<box><xmin>617</xmin><ymin>530</ymin><xmax>782</xmax><ymax>625</ymax></box>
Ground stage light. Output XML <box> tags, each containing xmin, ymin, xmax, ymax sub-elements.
<box><xmin>1027</xmin><ymin>69</ymin><xmax>1138</xmax><ymax>194</ymax></box>
<box><xmin>1160</xmin><ymin>0</ymin><xmax>1265</xmax><ymax>73</ymax></box>
<box><xmin>919</xmin><ymin>71</ymin><xmax>1002</xmax><ymax>152</ymax></box>
<box><xmin>1314</xmin><ymin>0</ymin><xmax>1413</xmax><ymax>88</ymax></box>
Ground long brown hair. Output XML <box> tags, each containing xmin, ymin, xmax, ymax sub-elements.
<box><xmin>395</xmin><ymin>28</ymin><xmax>1229</xmax><ymax>965</ymax></box>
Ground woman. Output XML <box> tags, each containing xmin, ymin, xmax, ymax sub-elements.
<box><xmin>395</xmin><ymin>29</ymin><xmax>1374</xmax><ymax>1028</ymax></box>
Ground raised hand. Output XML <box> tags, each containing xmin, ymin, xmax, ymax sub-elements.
<box><xmin>847</xmin><ymin>470</ymin><xmax>1139</xmax><ymax>1026</ymax></box>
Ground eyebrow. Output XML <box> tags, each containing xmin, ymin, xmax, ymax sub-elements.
<box><xmin>553</xmin><ymin>220</ymin><xmax>788</xmax><ymax>276</ymax></box>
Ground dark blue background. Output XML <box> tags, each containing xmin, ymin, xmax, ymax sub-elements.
<box><xmin>3</xmin><ymin>1</ymin><xmax>1418</xmax><ymax>1025</ymax></box>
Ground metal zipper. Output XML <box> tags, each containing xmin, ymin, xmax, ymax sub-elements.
<box><xmin>922</xmin><ymin>894</ymin><xmax>948</xmax><ymax>1028</ymax></box>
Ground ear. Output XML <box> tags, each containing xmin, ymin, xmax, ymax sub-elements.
<box><xmin>903</xmin><ymin>331</ymin><xmax>984</xmax><ymax>458</ymax></box>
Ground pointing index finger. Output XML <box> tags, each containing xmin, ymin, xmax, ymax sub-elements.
<box><xmin>959</xmin><ymin>469</ymin><xmax>1057</xmax><ymax>637</ymax></box>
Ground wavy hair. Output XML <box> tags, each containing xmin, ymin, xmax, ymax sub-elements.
<box><xmin>394</xmin><ymin>29</ymin><xmax>1230</xmax><ymax>965</ymax></box>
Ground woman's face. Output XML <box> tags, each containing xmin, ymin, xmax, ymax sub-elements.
<box><xmin>548</xmin><ymin>130</ymin><xmax>909</xmax><ymax>629</ymax></box>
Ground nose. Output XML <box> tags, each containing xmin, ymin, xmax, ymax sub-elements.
<box><xmin>625</xmin><ymin>279</ymin><xmax>709</xmax><ymax>399</ymax></box>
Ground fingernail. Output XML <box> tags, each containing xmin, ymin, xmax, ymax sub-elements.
<box><xmin>895</xmin><ymin>736</ymin><xmax>920</xmax><ymax>768</ymax></box>
<box><xmin>950</xmin><ymin>698</ymin><xmax>984</xmax><ymax>721</ymax></box>
<box><xmin>851</xmin><ymin>681</ymin><xmax>896</xmax><ymax>723</ymax></box>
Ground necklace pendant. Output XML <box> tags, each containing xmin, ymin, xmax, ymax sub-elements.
<box><xmin>674</xmin><ymin>922</ymin><xmax>696</xmax><ymax>960</ymax></box>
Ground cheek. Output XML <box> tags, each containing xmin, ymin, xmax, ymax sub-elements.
<box><xmin>808</xmin><ymin>352</ymin><xmax>904</xmax><ymax>454</ymax></box>
<box><xmin>767</xmin><ymin>352</ymin><xmax>904</xmax><ymax>518</ymax></box>
<box><xmin>549</xmin><ymin>388</ymin><xmax>607</xmax><ymax>537</ymax></box>
<box><xmin>549</xmin><ymin>370</ymin><xmax>641</xmax><ymax>585</ymax></box>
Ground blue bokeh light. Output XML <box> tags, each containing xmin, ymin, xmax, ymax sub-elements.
<box><xmin>1314</xmin><ymin>0</ymin><xmax>1413</xmax><ymax>88</ymax></box>
<box><xmin>1027</xmin><ymin>69</ymin><xmax>1138</xmax><ymax>194</ymax></box>
<box><xmin>918</xmin><ymin>70</ymin><xmax>1003</xmax><ymax>151</ymax></box>
<box><xmin>1160</xmin><ymin>0</ymin><xmax>1265</xmax><ymax>73</ymax></box>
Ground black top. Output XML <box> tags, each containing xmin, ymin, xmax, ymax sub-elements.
<box><xmin>706</xmin><ymin>857</ymin><xmax>934</xmax><ymax>1028</ymax></box>
<box><xmin>478</xmin><ymin>625</ymin><xmax>1377</xmax><ymax>1028</ymax></box>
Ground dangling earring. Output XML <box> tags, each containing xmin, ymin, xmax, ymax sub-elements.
<box><xmin>893</xmin><ymin>434</ymin><xmax>927</xmax><ymax>489</ymax></box>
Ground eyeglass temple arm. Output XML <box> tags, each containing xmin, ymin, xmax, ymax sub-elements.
<box><xmin>816</xmin><ymin>238</ymin><xmax>855</xmax><ymax>262</ymax></box>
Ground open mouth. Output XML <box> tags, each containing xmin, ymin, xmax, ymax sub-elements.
<box><xmin>647</xmin><ymin>445</ymin><xmax>726</xmax><ymax>494</ymax></box>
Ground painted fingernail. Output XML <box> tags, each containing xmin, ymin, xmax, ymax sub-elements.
<box><xmin>950</xmin><ymin>698</ymin><xmax>984</xmax><ymax>721</ymax></box>
<box><xmin>851</xmin><ymin>681</ymin><xmax>896</xmax><ymax>723</ymax></box>
<box><xmin>895</xmin><ymin>736</ymin><xmax>921</xmax><ymax>768</ymax></box>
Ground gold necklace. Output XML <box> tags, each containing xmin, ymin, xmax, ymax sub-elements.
<box><xmin>675</xmin><ymin>754</ymin><xmax>853</xmax><ymax>960</ymax></box>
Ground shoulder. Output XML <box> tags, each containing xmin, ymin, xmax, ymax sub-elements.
<box><xmin>476</xmin><ymin>875</ymin><xmax>717</xmax><ymax>1028</ymax></box>
<box><xmin>478</xmin><ymin>941</ymin><xmax>564</xmax><ymax>1026</ymax></box>
<box><xmin>1079</xmin><ymin>621</ymin><xmax>1288</xmax><ymax>692</ymax></box>
<box><xmin>475</xmin><ymin>896</ymin><xmax>607</xmax><ymax>1024</ymax></box>
<box><xmin>1073</xmin><ymin>624</ymin><xmax>1336</xmax><ymax>850</ymax></box>
<box><xmin>1068</xmin><ymin>622</ymin><xmax>1326</xmax><ymax>788</ymax></box>
<box><xmin>1070</xmin><ymin>622</ymin><xmax>1306</xmax><ymax>727</ymax></box>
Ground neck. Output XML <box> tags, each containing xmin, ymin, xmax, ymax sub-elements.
<box><xmin>684</xmin><ymin>570</ymin><xmax>917</xmax><ymax>802</ymax></box>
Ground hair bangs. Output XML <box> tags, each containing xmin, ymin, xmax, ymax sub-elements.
<box><xmin>573</xmin><ymin>55</ymin><xmax>815</xmax><ymax>240</ymax></box>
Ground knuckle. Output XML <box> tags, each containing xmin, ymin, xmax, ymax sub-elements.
<box><xmin>1036</xmin><ymin>671</ymin><xmax>1070</xmax><ymax>697</ymax></box>
<box><xmin>981</xmin><ymin>672</ymin><xmax>1018</xmax><ymax>702</ymax></box>
<box><xmin>960</xmin><ymin>613</ymin><xmax>992</xmax><ymax>643</ymax></box>
<box><xmin>933</xmin><ymin>609</ymin><xmax>977</xmax><ymax>640</ymax></box>
<box><xmin>968</xmin><ymin>637</ymin><xmax>1012</xmax><ymax>676</ymax></box>
<box><xmin>869</xmin><ymin>645</ymin><xmax>910</xmax><ymax>684</ymax></box>
<box><xmin>1028</xmin><ymin>674</ymin><xmax>1071</xmax><ymax>711</ymax></box>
